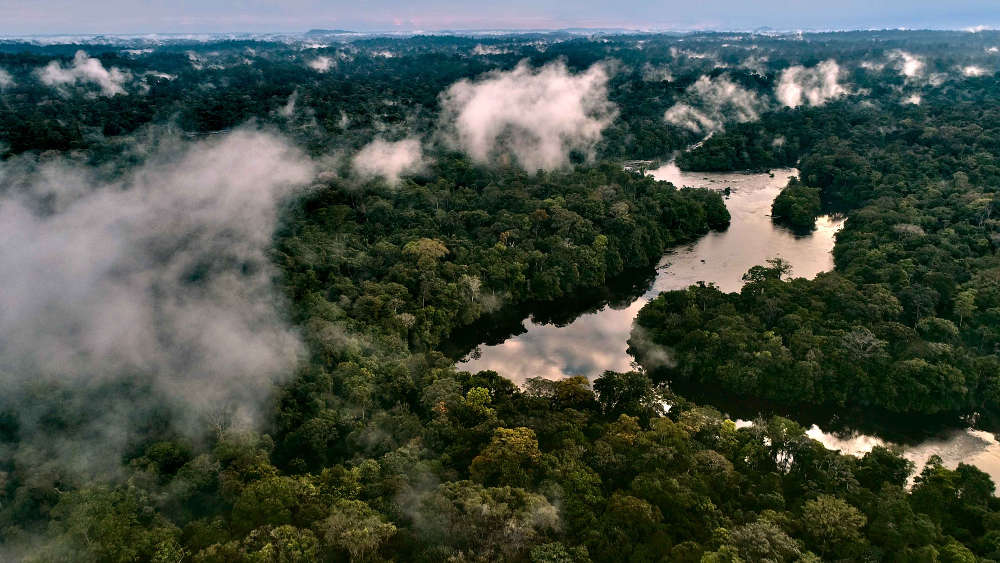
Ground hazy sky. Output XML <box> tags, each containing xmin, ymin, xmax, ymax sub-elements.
<box><xmin>0</xmin><ymin>0</ymin><xmax>998</xmax><ymax>34</ymax></box>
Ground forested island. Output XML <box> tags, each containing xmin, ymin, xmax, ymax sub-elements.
<box><xmin>1</xmin><ymin>29</ymin><xmax>1000</xmax><ymax>562</ymax></box>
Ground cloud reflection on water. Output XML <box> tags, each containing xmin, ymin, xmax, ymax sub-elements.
<box><xmin>456</xmin><ymin>163</ymin><xmax>1000</xmax><ymax>487</ymax></box>
<box><xmin>459</xmin><ymin>165</ymin><xmax>842</xmax><ymax>382</ymax></box>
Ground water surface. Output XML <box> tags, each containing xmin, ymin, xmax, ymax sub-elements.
<box><xmin>456</xmin><ymin>163</ymin><xmax>1000</xmax><ymax>487</ymax></box>
<box><xmin>460</xmin><ymin>164</ymin><xmax>842</xmax><ymax>381</ymax></box>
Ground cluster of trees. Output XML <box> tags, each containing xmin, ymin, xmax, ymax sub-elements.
<box><xmin>2</xmin><ymin>31</ymin><xmax>1000</xmax><ymax>561</ymax></box>
<box><xmin>11</xmin><ymin>372</ymin><xmax>1000</xmax><ymax>562</ymax></box>
<box><xmin>275</xmin><ymin>158</ymin><xmax>728</xmax><ymax>353</ymax></box>
<box><xmin>635</xmin><ymin>66</ymin><xmax>1000</xmax><ymax>420</ymax></box>
<box><xmin>771</xmin><ymin>177</ymin><xmax>822</xmax><ymax>231</ymax></box>
<box><xmin>7</xmin><ymin>28</ymin><xmax>1000</xmax><ymax>161</ymax></box>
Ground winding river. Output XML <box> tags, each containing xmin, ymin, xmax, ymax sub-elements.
<box><xmin>458</xmin><ymin>163</ymin><xmax>1000</xmax><ymax>487</ymax></box>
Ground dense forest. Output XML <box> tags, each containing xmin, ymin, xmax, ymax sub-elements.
<box><xmin>1</xmin><ymin>29</ymin><xmax>1000</xmax><ymax>562</ymax></box>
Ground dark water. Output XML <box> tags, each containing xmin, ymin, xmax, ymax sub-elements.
<box><xmin>455</xmin><ymin>163</ymin><xmax>1000</xmax><ymax>486</ymax></box>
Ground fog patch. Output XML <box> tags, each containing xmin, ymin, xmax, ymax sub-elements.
<box><xmin>739</xmin><ymin>55</ymin><xmax>769</xmax><ymax>74</ymax></box>
<box><xmin>144</xmin><ymin>71</ymin><xmax>176</xmax><ymax>81</ymax></box>
<box><xmin>671</xmin><ymin>46</ymin><xmax>716</xmax><ymax>60</ymax></box>
<box><xmin>0</xmin><ymin>127</ymin><xmax>314</xmax><ymax>479</ymax></box>
<box><xmin>37</xmin><ymin>50</ymin><xmax>131</xmax><ymax>96</ymax></box>
<box><xmin>473</xmin><ymin>44</ymin><xmax>510</xmax><ymax>55</ymax></box>
<box><xmin>0</xmin><ymin>68</ymin><xmax>14</xmax><ymax>89</ymax></box>
<box><xmin>629</xmin><ymin>326</ymin><xmax>676</xmax><ymax>370</ymax></box>
<box><xmin>279</xmin><ymin>90</ymin><xmax>299</xmax><ymax>117</ymax></box>
<box><xmin>352</xmin><ymin>138</ymin><xmax>426</xmax><ymax>186</ymax></box>
<box><xmin>889</xmin><ymin>50</ymin><xmax>925</xmax><ymax>79</ymax></box>
<box><xmin>641</xmin><ymin>63</ymin><xmax>673</xmax><ymax>82</ymax></box>
<box><xmin>664</xmin><ymin>74</ymin><xmax>766</xmax><ymax>135</ymax></box>
<box><xmin>438</xmin><ymin>59</ymin><xmax>616</xmax><ymax>171</ymax></box>
<box><xmin>776</xmin><ymin>60</ymin><xmax>846</xmax><ymax>108</ymax></box>
<box><xmin>308</xmin><ymin>56</ymin><xmax>334</xmax><ymax>72</ymax></box>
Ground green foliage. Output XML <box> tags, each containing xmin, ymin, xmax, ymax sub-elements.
<box><xmin>470</xmin><ymin>427</ymin><xmax>543</xmax><ymax>487</ymax></box>
<box><xmin>4</xmin><ymin>31</ymin><xmax>1000</xmax><ymax>563</ymax></box>
<box><xmin>319</xmin><ymin>499</ymin><xmax>396</xmax><ymax>562</ymax></box>
<box><xmin>799</xmin><ymin>495</ymin><xmax>867</xmax><ymax>559</ymax></box>
<box><xmin>771</xmin><ymin>178</ymin><xmax>821</xmax><ymax>231</ymax></box>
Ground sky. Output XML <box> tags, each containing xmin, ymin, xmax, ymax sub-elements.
<box><xmin>0</xmin><ymin>0</ymin><xmax>998</xmax><ymax>35</ymax></box>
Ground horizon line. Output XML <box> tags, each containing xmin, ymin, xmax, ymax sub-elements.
<box><xmin>1</xmin><ymin>25</ymin><xmax>998</xmax><ymax>39</ymax></box>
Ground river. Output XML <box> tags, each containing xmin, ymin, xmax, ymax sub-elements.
<box><xmin>457</xmin><ymin>162</ymin><xmax>1000</xmax><ymax>487</ymax></box>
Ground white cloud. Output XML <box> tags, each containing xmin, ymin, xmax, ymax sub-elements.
<box><xmin>776</xmin><ymin>59</ymin><xmax>847</xmax><ymax>108</ymax></box>
<box><xmin>664</xmin><ymin>104</ymin><xmax>718</xmax><ymax>135</ymax></box>
<box><xmin>0</xmin><ymin>68</ymin><xmax>14</xmax><ymax>89</ymax></box>
<box><xmin>37</xmin><ymin>50</ymin><xmax>131</xmax><ymax>96</ymax></box>
<box><xmin>0</xmin><ymin>128</ymin><xmax>314</xmax><ymax>476</ymax></box>
<box><xmin>307</xmin><ymin>56</ymin><xmax>333</xmax><ymax>72</ymax></box>
<box><xmin>889</xmin><ymin>50</ymin><xmax>925</xmax><ymax>79</ymax></box>
<box><xmin>279</xmin><ymin>90</ymin><xmax>298</xmax><ymax>117</ymax></box>
<box><xmin>143</xmin><ymin>71</ymin><xmax>176</xmax><ymax>80</ymax></box>
<box><xmin>903</xmin><ymin>94</ymin><xmax>922</xmax><ymax>105</ymax></box>
<box><xmin>670</xmin><ymin>46</ymin><xmax>715</xmax><ymax>60</ymax></box>
<box><xmin>963</xmin><ymin>65</ymin><xmax>988</xmax><ymax>77</ymax></box>
<box><xmin>663</xmin><ymin>74</ymin><xmax>766</xmax><ymax>135</ymax></box>
<box><xmin>352</xmin><ymin>138</ymin><xmax>426</xmax><ymax>185</ymax></box>
<box><xmin>473</xmin><ymin>44</ymin><xmax>511</xmax><ymax>55</ymax></box>
<box><xmin>439</xmin><ymin>59</ymin><xmax>617</xmax><ymax>171</ymax></box>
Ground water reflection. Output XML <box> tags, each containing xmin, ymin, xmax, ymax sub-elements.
<box><xmin>459</xmin><ymin>164</ymin><xmax>843</xmax><ymax>380</ymax></box>
<box><xmin>455</xmin><ymin>163</ymin><xmax>1000</xmax><ymax>487</ymax></box>
<box><xmin>808</xmin><ymin>426</ymin><xmax>1000</xmax><ymax>486</ymax></box>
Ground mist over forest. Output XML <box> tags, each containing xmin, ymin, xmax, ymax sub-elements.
<box><xmin>1</xmin><ymin>25</ymin><xmax>1000</xmax><ymax>562</ymax></box>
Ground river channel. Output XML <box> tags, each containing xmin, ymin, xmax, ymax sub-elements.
<box><xmin>457</xmin><ymin>162</ymin><xmax>1000</xmax><ymax>486</ymax></box>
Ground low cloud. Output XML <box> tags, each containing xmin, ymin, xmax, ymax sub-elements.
<box><xmin>279</xmin><ymin>90</ymin><xmax>299</xmax><ymax>117</ymax></box>
<box><xmin>37</xmin><ymin>50</ymin><xmax>131</xmax><ymax>96</ymax></box>
<box><xmin>438</xmin><ymin>59</ymin><xmax>617</xmax><ymax>171</ymax></box>
<box><xmin>664</xmin><ymin>75</ymin><xmax>766</xmax><ymax>135</ymax></box>
<box><xmin>0</xmin><ymin>127</ymin><xmax>314</xmax><ymax>478</ymax></box>
<box><xmin>641</xmin><ymin>63</ymin><xmax>673</xmax><ymax>82</ymax></box>
<box><xmin>352</xmin><ymin>138</ymin><xmax>426</xmax><ymax>185</ymax></box>
<box><xmin>889</xmin><ymin>50</ymin><xmax>925</xmax><ymax>79</ymax></box>
<box><xmin>473</xmin><ymin>44</ymin><xmax>511</xmax><ymax>56</ymax></box>
<box><xmin>307</xmin><ymin>56</ymin><xmax>334</xmax><ymax>72</ymax></box>
<box><xmin>144</xmin><ymin>70</ymin><xmax>176</xmax><ymax>80</ymax></box>
<box><xmin>0</xmin><ymin>68</ymin><xmax>14</xmax><ymax>89</ymax></box>
<box><xmin>776</xmin><ymin>60</ymin><xmax>846</xmax><ymax>108</ymax></box>
<box><xmin>739</xmin><ymin>54</ymin><xmax>769</xmax><ymax>74</ymax></box>
<box><xmin>963</xmin><ymin>65</ymin><xmax>988</xmax><ymax>77</ymax></box>
<box><xmin>628</xmin><ymin>326</ymin><xmax>676</xmax><ymax>371</ymax></box>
